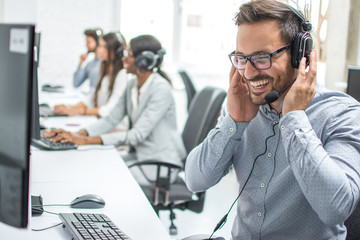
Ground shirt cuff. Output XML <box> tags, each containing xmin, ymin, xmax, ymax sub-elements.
<box><xmin>218</xmin><ymin>113</ymin><xmax>249</xmax><ymax>140</ymax></box>
<box><xmin>279</xmin><ymin>110</ymin><xmax>311</xmax><ymax>139</ymax></box>
<box><xmin>99</xmin><ymin>132</ymin><xmax>126</xmax><ymax>146</ymax></box>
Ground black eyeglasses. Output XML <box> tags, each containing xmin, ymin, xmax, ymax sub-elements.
<box><xmin>228</xmin><ymin>44</ymin><xmax>290</xmax><ymax>70</ymax></box>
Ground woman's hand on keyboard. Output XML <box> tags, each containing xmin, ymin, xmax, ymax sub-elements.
<box><xmin>44</xmin><ymin>128</ymin><xmax>103</xmax><ymax>145</ymax></box>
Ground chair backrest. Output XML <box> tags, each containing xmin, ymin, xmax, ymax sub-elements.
<box><xmin>346</xmin><ymin>65</ymin><xmax>360</xmax><ymax>102</ymax></box>
<box><xmin>345</xmin><ymin>201</ymin><xmax>360</xmax><ymax>239</ymax></box>
<box><xmin>182</xmin><ymin>86</ymin><xmax>226</xmax><ymax>156</ymax></box>
<box><xmin>178</xmin><ymin>70</ymin><xmax>197</xmax><ymax>111</ymax></box>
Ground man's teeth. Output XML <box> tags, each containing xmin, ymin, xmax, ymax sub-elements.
<box><xmin>250</xmin><ymin>79</ymin><xmax>269</xmax><ymax>88</ymax></box>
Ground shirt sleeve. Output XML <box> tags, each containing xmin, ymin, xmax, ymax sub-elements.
<box><xmin>73</xmin><ymin>66</ymin><xmax>88</xmax><ymax>88</ymax></box>
<box><xmin>280</xmin><ymin>109</ymin><xmax>360</xmax><ymax>225</ymax></box>
<box><xmin>82</xmin><ymin>91</ymin><xmax>95</xmax><ymax>108</ymax></box>
<box><xmin>185</xmin><ymin>106</ymin><xmax>249</xmax><ymax>192</ymax></box>
<box><xmin>99</xmin><ymin>81</ymin><xmax>174</xmax><ymax>146</ymax></box>
<box><xmin>85</xmin><ymin>90</ymin><xmax>127</xmax><ymax>140</ymax></box>
<box><xmin>98</xmin><ymin>70</ymin><xmax>128</xmax><ymax>117</ymax></box>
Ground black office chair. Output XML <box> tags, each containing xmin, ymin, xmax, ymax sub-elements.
<box><xmin>345</xmin><ymin>201</ymin><xmax>360</xmax><ymax>239</ymax></box>
<box><xmin>179</xmin><ymin>69</ymin><xmax>197</xmax><ymax>111</ymax></box>
<box><xmin>129</xmin><ymin>86</ymin><xmax>226</xmax><ymax>235</ymax></box>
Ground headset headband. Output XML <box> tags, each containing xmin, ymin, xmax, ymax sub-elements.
<box><xmin>279</xmin><ymin>2</ymin><xmax>312</xmax><ymax>32</ymax></box>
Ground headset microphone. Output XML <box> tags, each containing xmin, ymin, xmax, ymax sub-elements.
<box><xmin>264</xmin><ymin>78</ymin><xmax>297</xmax><ymax>104</ymax></box>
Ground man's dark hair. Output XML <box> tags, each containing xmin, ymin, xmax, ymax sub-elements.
<box><xmin>84</xmin><ymin>28</ymin><xmax>103</xmax><ymax>45</ymax></box>
<box><xmin>234</xmin><ymin>0</ymin><xmax>304</xmax><ymax>45</ymax></box>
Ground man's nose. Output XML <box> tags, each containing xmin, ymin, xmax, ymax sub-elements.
<box><xmin>243</xmin><ymin>60</ymin><xmax>260</xmax><ymax>80</ymax></box>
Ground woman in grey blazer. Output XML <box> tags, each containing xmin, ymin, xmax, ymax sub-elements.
<box><xmin>46</xmin><ymin>35</ymin><xmax>186</xmax><ymax>183</ymax></box>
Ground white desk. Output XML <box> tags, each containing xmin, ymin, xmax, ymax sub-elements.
<box><xmin>0</xmin><ymin>115</ymin><xmax>171</xmax><ymax>240</ymax></box>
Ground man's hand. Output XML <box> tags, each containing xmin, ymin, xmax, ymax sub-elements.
<box><xmin>79</xmin><ymin>53</ymin><xmax>88</xmax><ymax>67</ymax></box>
<box><xmin>227</xmin><ymin>66</ymin><xmax>259</xmax><ymax>122</ymax></box>
<box><xmin>282</xmin><ymin>50</ymin><xmax>317</xmax><ymax>115</ymax></box>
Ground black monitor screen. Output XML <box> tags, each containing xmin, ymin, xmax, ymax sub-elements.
<box><xmin>0</xmin><ymin>24</ymin><xmax>35</xmax><ymax>228</ymax></box>
<box><xmin>347</xmin><ymin>66</ymin><xmax>360</xmax><ymax>102</ymax></box>
<box><xmin>31</xmin><ymin>61</ymin><xmax>41</xmax><ymax>141</ymax></box>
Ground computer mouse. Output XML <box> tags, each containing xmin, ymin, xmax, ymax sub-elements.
<box><xmin>70</xmin><ymin>194</ymin><xmax>105</xmax><ymax>209</ymax></box>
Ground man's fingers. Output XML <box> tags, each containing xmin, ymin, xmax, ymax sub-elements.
<box><xmin>308</xmin><ymin>50</ymin><xmax>317</xmax><ymax>87</ymax></box>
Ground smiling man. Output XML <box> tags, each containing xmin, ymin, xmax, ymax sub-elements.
<box><xmin>185</xmin><ymin>1</ymin><xmax>360</xmax><ymax>239</ymax></box>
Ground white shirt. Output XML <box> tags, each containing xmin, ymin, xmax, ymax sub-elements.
<box><xmin>84</xmin><ymin>69</ymin><xmax>128</xmax><ymax>117</ymax></box>
<box><xmin>130</xmin><ymin>74</ymin><xmax>154</xmax><ymax>122</ymax></box>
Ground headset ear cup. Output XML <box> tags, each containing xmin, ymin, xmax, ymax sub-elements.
<box><xmin>115</xmin><ymin>46</ymin><xmax>124</xmax><ymax>59</ymax></box>
<box><xmin>291</xmin><ymin>32</ymin><xmax>313</xmax><ymax>68</ymax></box>
<box><xmin>135</xmin><ymin>51</ymin><xmax>157</xmax><ymax>70</ymax></box>
<box><xmin>291</xmin><ymin>32</ymin><xmax>303</xmax><ymax>68</ymax></box>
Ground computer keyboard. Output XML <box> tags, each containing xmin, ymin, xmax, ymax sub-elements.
<box><xmin>39</xmin><ymin>103</ymin><xmax>66</xmax><ymax>117</ymax></box>
<box><xmin>31</xmin><ymin>131</ymin><xmax>77</xmax><ymax>150</ymax></box>
<box><xmin>59</xmin><ymin>213</ymin><xmax>131</xmax><ymax>240</ymax></box>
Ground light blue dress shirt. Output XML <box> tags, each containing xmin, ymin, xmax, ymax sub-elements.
<box><xmin>73</xmin><ymin>57</ymin><xmax>101</xmax><ymax>89</ymax></box>
<box><xmin>185</xmin><ymin>84</ymin><xmax>360</xmax><ymax>240</ymax></box>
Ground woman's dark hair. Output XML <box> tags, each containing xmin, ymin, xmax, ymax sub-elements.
<box><xmin>234</xmin><ymin>0</ymin><xmax>303</xmax><ymax>45</ymax></box>
<box><xmin>93</xmin><ymin>32</ymin><xmax>126</xmax><ymax>106</ymax></box>
<box><xmin>130</xmin><ymin>35</ymin><xmax>171</xmax><ymax>84</ymax></box>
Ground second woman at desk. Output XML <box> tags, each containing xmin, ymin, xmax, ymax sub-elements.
<box><xmin>54</xmin><ymin>32</ymin><xmax>128</xmax><ymax>119</ymax></box>
<box><xmin>46</xmin><ymin>34</ymin><xmax>186</xmax><ymax>167</ymax></box>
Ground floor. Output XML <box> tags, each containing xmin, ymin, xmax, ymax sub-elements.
<box><xmin>159</xmin><ymin>168</ymin><xmax>239</xmax><ymax>240</ymax></box>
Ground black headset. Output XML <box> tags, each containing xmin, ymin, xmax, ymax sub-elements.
<box><xmin>93</xmin><ymin>28</ymin><xmax>103</xmax><ymax>46</ymax></box>
<box><xmin>280</xmin><ymin>2</ymin><xmax>313</xmax><ymax>68</ymax></box>
<box><xmin>114</xmin><ymin>32</ymin><xmax>125</xmax><ymax>59</ymax></box>
<box><xmin>135</xmin><ymin>48</ymin><xmax>166</xmax><ymax>70</ymax></box>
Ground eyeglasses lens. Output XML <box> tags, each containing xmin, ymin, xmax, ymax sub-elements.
<box><xmin>230</xmin><ymin>54</ymin><xmax>270</xmax><ymax>70</ymax></box>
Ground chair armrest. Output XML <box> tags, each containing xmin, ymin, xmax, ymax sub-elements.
<box><xmin>128</xmin><ymin>160</ymin><xmax>182</xmax><ymax>170</ymax></box>
<box><xmin>128</xmin><ymin>160</ymin><xmax>183</xmax><ymax>205</ymax></box>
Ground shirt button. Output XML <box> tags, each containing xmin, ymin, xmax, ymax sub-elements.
<box><xmin>281</xmin><ymin>125</ymin><xmax>286</xmax><ymax>130</ymax></box>
<box><xmin>229</xmin><ymin>127</ymin><xmax>234</xmax><ymax>132</ymax></box>
<box><xmin>273</xmin><ymin>121</ymin><xmax>278</xmax><ymax>125</ymax></box>
<box><xmin>216</xmin><ymin>152</ymin><xmax>220</xmax><ymax>156</ymax></box>
<box><xmin>257</xmin><ymin>212</ymin><xmax>262</xmax><ymax>217</ymax></box>
<box><xmin>289</xmin><ymin>157</ymin><xmax>293</xmax><ymax>161</ymax></box>
<box><xmin>261</xmin><ymin>183</ymin><xmax>265</xmax><ymax>188</ymax></box>
<box><xmin>267</xmin><ymin>152</ymin><xmax>272</xmax><ymax>157</ymax></box>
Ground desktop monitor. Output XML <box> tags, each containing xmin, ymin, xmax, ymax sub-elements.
<box><xmin>31</xmin><ymin>60</ymin><xmax>41</xmax><ymax>141</ymax></box>
<box><xmin>0</xmin><ymin>24</ymin><xmax>35</xmax><ymax>228</ymax></box>
<box><xmin>347</xmin><ymin>66</ymin><xmax>360</xmax><ymax>102</ymax></box>
<box><xmin>34</xmin><ymin>32</ymin><xmax>41</xmax><ymax>67</ymax></box>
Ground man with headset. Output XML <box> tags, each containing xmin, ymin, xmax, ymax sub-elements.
<box><xmin>185</xmin><ymin>1</ymin><xmax>360</xmax><ymax>239</ymax></box>
<box><xmin>73</xmin><ymin>28</ymin><xmax>103</xmax><ymax>90</ymax></box>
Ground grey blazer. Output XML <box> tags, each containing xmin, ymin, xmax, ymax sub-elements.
<box><xmin>85</xmin><ymin>72</ymin><xmax>186</xmax><ymax>165</ymax></box>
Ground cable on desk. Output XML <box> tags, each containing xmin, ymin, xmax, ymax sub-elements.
<box><xmin>33</xmin><ymin>204</ymin><xmax>70</xmax><ymax>207</ymax></box>
<box><xmin>31</xmin><ymin>222</ymin><xmax>62</xmax><ymax>231</ymax></box>
<box><xmin>32</xmin><ymin>207</ymin><xmax>59</xmax><ymax>216</ymax></box>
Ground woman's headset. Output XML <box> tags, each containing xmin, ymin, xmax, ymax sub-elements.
<box><xmin>114</xmin><ymin>32</ymin><xmax>125</xmax><ymax>60</ymax></box>
<box><xmin>135</xmin><ymin>48</ymin><xmax>166</xmax><ymax>70</ymax></box>
<box><xmin>280</xmin><ymin>2</ymin><xmax>313</xmax><ymax>68</ymax></box>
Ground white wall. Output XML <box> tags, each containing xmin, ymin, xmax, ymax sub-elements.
<box><xmin>3</xmin><ymin>0</ymin><xmax>37</xmax><ymax>23</ymax></box>
<box><xmin>0</xmin><ymin>0</ymin><xmax>4</xmax><ymax>22</ymax></box>
<box><xmin>325</xmin><ymin>0</ymin><xmax>351</xmax><ymax>91</ymax></box>
<box><xmin>2</xmin><ymin>0</ymin><xmax>121</xmax><ymax>89</ymax></box>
